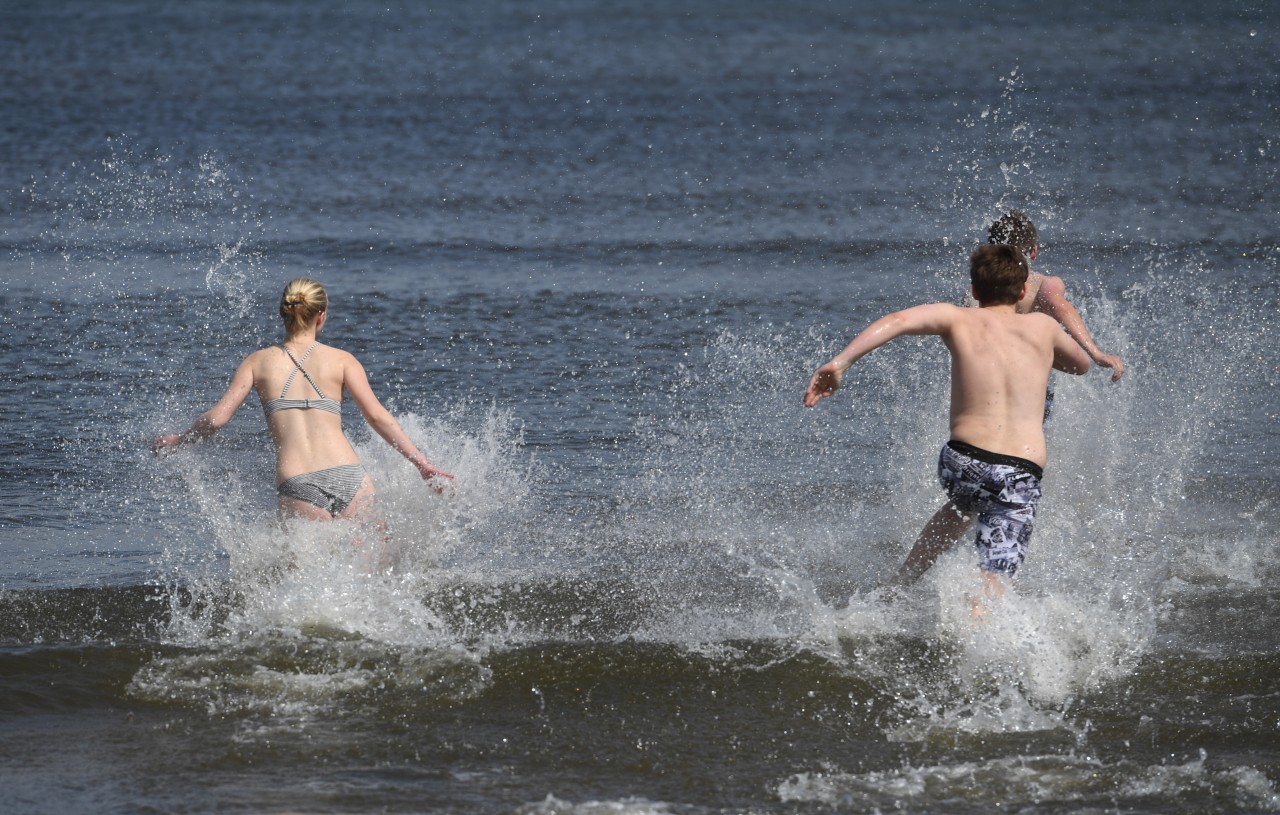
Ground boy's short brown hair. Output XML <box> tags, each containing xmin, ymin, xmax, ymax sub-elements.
<box><xmin>970</xmin><ymin>244</ymin><xmax>1028</xmax><ymax>305</ymax></box>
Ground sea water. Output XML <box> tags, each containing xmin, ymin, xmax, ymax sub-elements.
<box><xmin>2</xmin><ymin>1</ymin><xmax>1278</xmax><ymax>813</ymax></box>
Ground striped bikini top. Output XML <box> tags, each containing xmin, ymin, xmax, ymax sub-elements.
<box><xmin>261</xmin><ymin>343</ymin><xmax>342</xmax><ymax>417</ymax></box>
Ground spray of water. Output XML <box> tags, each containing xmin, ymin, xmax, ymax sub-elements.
<box><xmin>40</xmin><ymin>136</ymin><xmax>1276</xmax><ymax>743</ymax></box>
<box><xmin>24</xmin><ymin>137</ymin><xmax>263</xmax><ymax>312</ymax></box>
<box><xmin>134</xmin><ymin>406</ymin><xmax>528</xmax><ymax>719</ymax></box>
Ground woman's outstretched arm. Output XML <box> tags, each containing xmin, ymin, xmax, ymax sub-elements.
<box><xmin>152</xmin><ymin>356</ymin><xmax>256</xmax><ymax>452</ymax></box>
<box><xmin>342</xmin><ymin>353</ymin><xmax>454</xmax><ymax>482</ymax></box>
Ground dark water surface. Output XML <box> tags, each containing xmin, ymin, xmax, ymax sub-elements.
<box><xmin>2</xmin><ymin>1</ymin><xmax>1278</xmax><ymax>813</ymax></box>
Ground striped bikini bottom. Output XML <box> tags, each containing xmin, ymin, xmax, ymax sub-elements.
<box><xmin>277</xmin><ymin>464</ymin><xmax>368</xmax><ymax>517</ymax></box>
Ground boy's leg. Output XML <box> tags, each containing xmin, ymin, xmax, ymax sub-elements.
<box><xmin>972</xmin><ymin>499</ymin><xmax>1038</xmax><ymax>579</ymax></box>
<box><xmin>885</xmin><ymin>500</ymin><xmax>973</xmax><ymax>588</ymax></box>
<box><xmin>967</xmin><ymin>569</ymin><xmax>1008</xmax><ymax>622</ymax></box>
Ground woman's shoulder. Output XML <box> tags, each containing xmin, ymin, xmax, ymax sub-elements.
<box><xmin>315</xmin><ymin>342</ymin><xmax>359</xmax><ymax>363</ymax></box>
<box><xmin>242</xmin><ymin>346</ymin><xmax>277</xmax><ymax>365</ymax></box>
<box><xmin>308</xmin><ymin>343</ymin><xmax>364</xmax><ymax>379</ymax></box>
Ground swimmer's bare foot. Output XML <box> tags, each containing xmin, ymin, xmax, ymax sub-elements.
<box><xmin>966</xmin><ymin>572</ymin><xmax>1007</xmax><ymax>623</ymax></box>
<box><xmin>874</xmin><ymin>574</ymin><xmax>910</xmax><ymax>603</ymax></box>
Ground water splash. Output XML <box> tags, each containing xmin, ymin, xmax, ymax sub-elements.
<box><xmin>33</xmin><ymin>123</ymin><xmax>1274</xmax><ymax>752</ymax></box>
<box><xmin>152</xmin><ymin>406</ymin><xmax>532</xmax><ymax>644</ymax></box>
<box><xmin>932</xmin><ymin>63</ymin><xmax>1072</xmax><ymax>253</ymax></box>
<box><xmin>131</xmin><ymin>407</ymin><xmax>531</xmax><ymax>719</ymax></box>
<box><xmin>23</xmin><ymin>137</ymin><xmax>263</xmax><ymax>312</ymax></box>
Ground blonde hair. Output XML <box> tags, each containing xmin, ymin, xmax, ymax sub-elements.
<box><xmin>279</xmin><ymin>277</ymin><xmax>328</xmax><ymax>333</ymax></box>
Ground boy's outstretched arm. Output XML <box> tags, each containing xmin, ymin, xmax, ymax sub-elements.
<box><xmin>804</xmin><ymin>304</ymin><xmax>957</xmax><ymax>407</ymax></box>
<box><xmin>1034</xmin><ymin>276</ymin><xmax>1125</xmax><ymax>382</ymax></box>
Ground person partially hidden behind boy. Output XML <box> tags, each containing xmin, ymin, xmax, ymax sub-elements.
<box><xmin>803</xmin><ymin>244</ymin><xmax>1092</xmax><ymax>606</ymax></box>
<box><xmin>988</xmin><ymin>210</ymin><xmax>1124</xmax><ymax>387</ymax></box>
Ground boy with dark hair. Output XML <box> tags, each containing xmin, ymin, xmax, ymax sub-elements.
<box><xmin>804</xmin><ymin>244</ymin><xmax>1092</xmax><ymax>599</ymax></box>
<box><xmin>887</xmin><ymin>211</ymin><xmax>1127</xmax><ymax>589</ymax></box>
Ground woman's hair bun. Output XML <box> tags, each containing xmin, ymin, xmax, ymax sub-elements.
<box><xmin>278</xmin><ymin>278</ymin><xmax>328</xmax><ymax>329</ymax></box>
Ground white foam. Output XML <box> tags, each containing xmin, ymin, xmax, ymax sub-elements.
<box><xmin>778</xmin><ymin>751</ymin><xmax>1280</xmax><ymax>811</ymax></box>
<box><xmin>515</xmin><ymin>794</ymin><xmax>678</xmax><ymax>815</ymax></box>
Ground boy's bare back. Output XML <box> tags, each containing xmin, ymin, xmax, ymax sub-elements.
<box><xmin>941</xmin><ymin>304</ymin><xmax>1083</xmax><ymax>469</ymax></box>
<box><xmin>803</xmin><ymin>246</ymin><xmax>1091</xmax><ymax>470</ymax></box>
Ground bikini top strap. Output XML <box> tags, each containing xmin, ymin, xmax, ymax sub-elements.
<box><xmin>279</xmin><ymin>342</ymin><xmax>328</xmax><ymax>399</ymax></box>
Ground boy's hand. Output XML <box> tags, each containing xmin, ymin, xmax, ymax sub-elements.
<box><xmin>804</xmin><ymin>363</ymin><xmax>843</xmax><ymax>407</ymax></box>
<box><xmin>151</xmin><ymin>434</ymin><xmax>182</xmax><ymax>454</ymax></box>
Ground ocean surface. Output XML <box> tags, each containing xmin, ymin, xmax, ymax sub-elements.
<box><xmin>2</xmin><ymin>1</ymin><xmax>1278</xmax><ymax>813</ymax></box>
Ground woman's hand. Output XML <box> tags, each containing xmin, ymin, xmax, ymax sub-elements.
<box><xmin>416</xmin><ymin>460</ymin><xmax>455</xmax><ymax>493</ymax></box>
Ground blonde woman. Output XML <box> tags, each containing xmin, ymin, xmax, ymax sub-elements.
<box><xmin>153</xmin><ymin>278</ymin><xmax>452</xmax><ymax>520</ymax></box>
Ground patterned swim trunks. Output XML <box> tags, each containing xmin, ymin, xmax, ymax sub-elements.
<box><xmin>938</xmin><ymin>440</ymin><xmax>1044</xmax><ymax>578</ymax></box>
